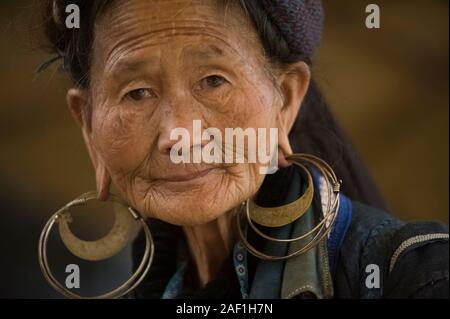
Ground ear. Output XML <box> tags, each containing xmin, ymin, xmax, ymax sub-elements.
<box><xmin>66</xmin><ymin>88</ymin><xmax>111</xmax><ymax>200</ymax></box>
<box><xmin>275</xmin><ymin>62</ymin><xmax>311</xmax><ymax>167</ymax></box>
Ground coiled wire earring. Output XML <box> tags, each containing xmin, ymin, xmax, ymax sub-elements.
<box><xmin>236</xmin><ymin>153</ymin><xmax>342</xmax><ymax>260</ymax></box>
<box><xmin>38</xmin><ymin>191</ymin><xmax>154</xmax><ymax>299</ymax></box>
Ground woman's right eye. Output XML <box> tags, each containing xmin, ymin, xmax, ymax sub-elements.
<box><xmin>126</xmin><ymin>88</ymin><xmax>155</xmax><ymax>102</ymax></box>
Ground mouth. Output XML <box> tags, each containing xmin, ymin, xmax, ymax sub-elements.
<box><xmin>152</xmin><ymin>167</ymin><xmax>223</xmax><ymax>183</ymax></box>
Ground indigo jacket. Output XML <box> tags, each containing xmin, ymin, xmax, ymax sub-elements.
<box><xmin>131</xmin><ymin>165</ymin><xmax>449</xmax><ymax>299</ymax></box>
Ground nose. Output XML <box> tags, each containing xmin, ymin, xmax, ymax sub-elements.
<box><xmin>157</xmin><ymin>98</ymin><xmax>202</xmax><ymax>156</ymax></box>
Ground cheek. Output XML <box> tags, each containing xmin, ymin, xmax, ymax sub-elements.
<box><xmin>207</xmin><ymin>86</ymin><xmax>277</xmax><ymax>175</ymax></box>
<box><xmin>91</xmin><ymin>105</ymin><xmax>157</xmax><ymax>173</ymax></box>
<box><xmin>203</xmin><ymin>83</ymin><xmax>277</xmax><ymax>131</ymax></box>
<box><xmin>243</xmin><ymin>90</ymin><xmax>278</xmax><ymax>128</ymax></box>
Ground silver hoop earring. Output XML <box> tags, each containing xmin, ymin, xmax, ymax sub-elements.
<box><xmin>236</xmin><ymin>153</ymin><xmax>341</xmax><ymax>260</ymax></box>
<box><xmin>38</xmin><ymin>191</ymin><xmax>154</xmax><ymax>299</ymax></box>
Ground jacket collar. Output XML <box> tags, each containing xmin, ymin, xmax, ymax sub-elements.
<box><xmin>249</xmin><ymin>166</ymin><xmax>352</xmax><ymax>299</ymax></box>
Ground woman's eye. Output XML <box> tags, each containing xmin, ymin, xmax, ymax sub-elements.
<box><xmin>126</xmin><ymin>88</ymin><xmax>154</xmax><ymax>101</ymax></box>
<box><xmin>204</xmin><ymin>75</ymin><xmax>227</xmax><ymax>88</ymax></box>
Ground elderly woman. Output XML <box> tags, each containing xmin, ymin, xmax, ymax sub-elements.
<box><xmin>39</xmin><ymin>0</ymin><xmax>448</xmax><ymax>299</ymax></box>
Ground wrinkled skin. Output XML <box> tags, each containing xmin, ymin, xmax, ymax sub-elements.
<box><xmin>67</xmin><ymin>0</ymin><xmax>310</xmax><ymax>285</ymax></box>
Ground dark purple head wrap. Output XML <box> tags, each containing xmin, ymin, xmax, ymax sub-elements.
<box><xmin>260</xmin><ymin>0</ymin><xmax>324</xmax><ymax>59</ymax></box>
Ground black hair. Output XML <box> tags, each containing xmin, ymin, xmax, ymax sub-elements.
<box><xmin>39</xmin><ymin>0</ymin><xmax>386</xmax><ymax>209</ymax></box>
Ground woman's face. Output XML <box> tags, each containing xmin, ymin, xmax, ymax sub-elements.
<box><xmin>68</xmin><ymin>0</ymin><xmax>309</xmax><ymax>226</ymax></box>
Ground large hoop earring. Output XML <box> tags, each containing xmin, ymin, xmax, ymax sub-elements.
<box><xmin>236</xmin><ymin>153</ymin><xmax>342</xmax><ymax>261</ymax></box>
<box><xmin>248</xmin><ymin>161</ymin><xmax>314</xmax><ymax>227</ymax></box>
<box><xmin>38</xmin><ymin>191</ymin><xmax>154</xmax><ymax>299</ymax></box>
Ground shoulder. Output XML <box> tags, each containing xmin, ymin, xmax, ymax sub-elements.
<box><xmin>334</xmin><ymin>200</ymin><xmax>449</xmax><ymax>299</ymax></box>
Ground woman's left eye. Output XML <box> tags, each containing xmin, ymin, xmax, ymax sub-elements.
<box><xmin>203</xmin><ymin>75</ymin><xmax>227</xmax><ymax>88</ymax></box>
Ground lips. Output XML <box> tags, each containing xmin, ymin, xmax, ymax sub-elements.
<box><xmin>152</xmin><ymin>167</ymin><xmax>221</xmax><ymax>183</ymax></box>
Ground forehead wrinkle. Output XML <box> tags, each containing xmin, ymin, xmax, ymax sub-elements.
<box><xmin>105</xmin><ymin>19</ymin><xmax>230</xmax><ymax>43</ymax></box>
<box><xmin>104</xmin><ymin>0</ymin><xmax>216</xmax><ymax>22</ymax></box>
<box><xmin>94</xmin><ymin>1</ymin><xmax>265</xmax><ymax>84</ymax></box>
<box><xmin>103</xmin><ymin>30</ymin><xmax>248</xmax><ymax>76</ymax></box>
<box><xmin>102</xmin><ymin>19</ymin><xmax>231</xmax><ymax>58</ymax></box>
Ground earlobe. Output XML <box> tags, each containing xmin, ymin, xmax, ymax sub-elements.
<box><xmin>96</xmin><ymin>162</ymin><xmax>112</xmax><ymax>201</ymax></box>
<box><xmin>276</xmin><ymin>116</ymin><xmax>293</xmax><ymax>167</ymax></box>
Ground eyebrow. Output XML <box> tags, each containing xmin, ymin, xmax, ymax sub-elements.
<box><xmin>185</xmin><ymin>44</ymin><xmax>226</xmax><ymax>60</ymax></box>
<box><xmin>107</xmin><ymin>59</ymin><xmax>152</xmax><ymax>79</ymax></box>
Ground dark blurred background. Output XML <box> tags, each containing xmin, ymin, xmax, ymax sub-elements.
<box><xmin>0</xmin><ymin>1</ymin><xmax>448</xmax><ymax>298</ymax></box>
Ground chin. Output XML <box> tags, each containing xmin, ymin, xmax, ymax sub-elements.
<box><xmin>134</xmin><ymin>179</ymin><xmax>237</xmax><ymax>226</ymax></box>
<box><xmin>122</xmin><ymin>167</ymin><xmax>254</xmax><ymax>226</ymax></box>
